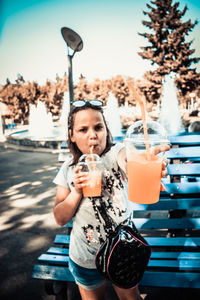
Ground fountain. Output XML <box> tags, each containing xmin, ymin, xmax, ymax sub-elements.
<box><xmin>58</xmin><ymin>92</ymin><xmax>70</xmax><ymax>139</ymax></box>
<box><xmin>104</xmin><ymin>92</ymin><xmax>123</xmax><ymax>139</ymax></box>
<box><xmin>7</xmin><ymin>98</ymin><xmax>70</xmax><ymax>150</ymax></box>
<box><xmin>159</xmin><ymin>73</ymin><xmax>184</xmax><ymax>134</ymax></box>
<box><xmin>7</xmin><ymin>92</ymin><xmax>125</xmax><ymax>150</ymax></box>
<box><xmin>29</xmin><ymin>101</ymin><xmax>54</xmax><ymax>138</ymax></box>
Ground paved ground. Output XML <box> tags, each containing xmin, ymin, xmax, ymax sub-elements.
<box><xmin>0</xmin><ymin>146</ymin><xmax>63</xmax><ymax>300</ymax></box>
<box><xmin>0</xmin><ymin>145</ymin><xmax>200</xmax><ymax>300</ymax></box>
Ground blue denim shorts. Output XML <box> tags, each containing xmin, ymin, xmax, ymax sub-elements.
<box><xmin>68</xmin><ymin>257</ymin><xmax>105</xmax><ymax>291</ymax></box>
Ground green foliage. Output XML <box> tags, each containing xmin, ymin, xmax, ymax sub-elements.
<box><xmin>138</xmin><ymin>0</ymin><xmax>200</xmax><ymax>101</ymax></box>
<box><xmin>0</xmin><ymin>74</ymin><xmax>140</xmax><ymax>125</ymax></box>
<box><xmin>0</xmin><ymin>74</ymin><xmax>69</xmax><ymax>124</ymax></box>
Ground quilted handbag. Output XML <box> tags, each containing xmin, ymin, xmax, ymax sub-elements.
<box><xmin>95</xmin><ymin>202</ymin><xmax>151</xmax><ymax>289</ymax></box>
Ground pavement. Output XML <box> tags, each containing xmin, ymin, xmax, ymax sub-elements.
<box><xmin>0</xmin><ymin>145</ymin><xmax>200</xmax><ymax>300</ymax></box>
<box><xmin>0</xmin><ymin>145</ymin><xmax>63</xmax><ymax>300</ymax></box>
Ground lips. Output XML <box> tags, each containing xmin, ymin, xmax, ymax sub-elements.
<box><xmin>89</xmin><ymin>144</ymin><xmax>99</xmax><ymax>153</ymax></box>
<box><xmin>90</xmin><ymin>144</ymin><xmax>98</xmax><ymax>148</ymax></box>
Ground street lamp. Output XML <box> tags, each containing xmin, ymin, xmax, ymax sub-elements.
<box><xmin>61</xmin><ymin>27</ymin><xmax>83</xmax><ymax>105</ymax></box>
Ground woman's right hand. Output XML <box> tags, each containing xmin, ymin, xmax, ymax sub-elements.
<box><xmin>74</xmin><ymin>165</ymin><xmax>89</xmax><ymax>194</ymax></box>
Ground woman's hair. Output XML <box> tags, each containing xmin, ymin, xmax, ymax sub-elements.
<box><xmin>188</xmin><ymin>121</ymin><xmax>200</xmax><ymax>133</ymax></box>
<box><xmin>67</xmin><ymin>101</ymin><xmax>113</xmax><ymax>165</ymax></box>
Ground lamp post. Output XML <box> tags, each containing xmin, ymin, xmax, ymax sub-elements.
<box><xmin>61</xmin><ymin>27</ymin><xmax>83</xmax><ymax>105</ymax></box>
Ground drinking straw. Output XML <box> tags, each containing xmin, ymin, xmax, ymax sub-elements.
<box><xmin>128</xmin><ymin>81</ymin><xmax>166</xmax><ymax>191</ymax></box>
<box><xmin>127</xmin><ymin>81</ymin><xmax>151</xmax><ymax>160</ymax></box>
<box><xmin>89</xmin><ymin>145</ymin><xmax>96</xmax><ymax>170</ymax></box>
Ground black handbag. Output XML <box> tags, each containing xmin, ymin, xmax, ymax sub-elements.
<box><xmin>95</xmin><ymin>201</ymin><xmax>151</xmax><ymax>289</ymax></box>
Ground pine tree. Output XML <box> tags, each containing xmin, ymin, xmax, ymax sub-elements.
<box><xmin>138</xmin><ymin>0</ymin><xmax>200</xmax><ymax>101</ymax></box>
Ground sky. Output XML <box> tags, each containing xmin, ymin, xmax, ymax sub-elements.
<box><xmin>0</xmin><ymin>0</ymin><xmax>200</xmax><ymax>85</ymax></box>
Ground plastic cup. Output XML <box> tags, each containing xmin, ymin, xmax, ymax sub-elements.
<box><xmin>124</xmin><ymin>120</ymin><xmax>169</xmax><ymax>204</ymax></box>
<box><xmin>78</xmin><ymin>154</ymin><xmax>102</xmax><ymax>197</ymax></box>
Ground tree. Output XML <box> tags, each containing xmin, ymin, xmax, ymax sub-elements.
<box><xmin>138</xmin><ymin>0</ymin><xmax>200</xmax><ymax>101</ymax></box>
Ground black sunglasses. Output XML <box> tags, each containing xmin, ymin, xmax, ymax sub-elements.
<box><xmin>72</xmin><ymin>99</ymin><xmax>103</xmax><ymax>108</ymax></box>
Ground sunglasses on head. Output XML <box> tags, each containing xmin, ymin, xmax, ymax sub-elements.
<box><xmin>72</xmin><ymin>99</ymin><xmax>103</xmax><ymax>108</ymax></box>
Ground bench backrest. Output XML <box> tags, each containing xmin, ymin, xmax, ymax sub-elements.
<box><xmin>168</xmin><ymin>134</ymin><xmax>200</xmax><ymax>147</ymax></box>
<box><xmin>166</xmin><ymin>146</ymin><xmax>200</xmax><ymax>160</ymax></box>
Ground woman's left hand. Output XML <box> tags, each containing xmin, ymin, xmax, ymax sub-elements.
<box><xmin>151</xmin><ymin>144</ymin><xmax>170</xmax><ymax>192</ymax></box>
<box><xmin>161</xmin><ymin>157</ymin><xmax>169</xmax><ymax>178</ymax></box>
<box><xmin>152</xmin><ymin>144</ymin><xmax>170</xmax><ymax>178</ymax></box>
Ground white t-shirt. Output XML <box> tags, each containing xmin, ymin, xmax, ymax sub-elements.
<box><xmin>53</xmin><ymin>143</ymin><xmax>129</xmax><ymax>268</ymax></box>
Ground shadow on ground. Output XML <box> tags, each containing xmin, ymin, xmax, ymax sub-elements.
<box><xmin>0</xmin><ymin>147</ymin><xmax>64</xmax><ymax>300</ymax></box>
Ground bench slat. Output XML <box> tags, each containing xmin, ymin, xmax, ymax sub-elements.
<box><xmin>168</xmin><ymin>134</ymin><xmax>200</xmax><ymax>147</ymax></box>
<box><xmin>38</xmin><ymin>254</ymin><xmax>69</xmax><ymax>264</ymax></box>
<box><xmin>166</xmin><ymin>146</ymin><xmax>200</xmax><ymax>159</ymax></box>
<box><xmin>163</xmin><ymin>182</ymin><xmax>200</xmax><ymax>194</ymax></box>
<box><xmin>32</xmin><ymin>264</ymin><xmax>200</xmax><ymax>289</ymax></box>
<box><xmin>150</xmin><ymin>252</ymin><xmax>200</xmax><ymax>260</ymax></box>
<box><xmin>60</xmin><ymin>136</ymin><xmax>200</xmax><ymax>148</ymax></box>
<box><xmin>47</xmin><ymin>247</ymin><xmax>69</xmax><ymax>255</ymax></box>
<box><xmin>39</xmin><ymin>252</ymin><xmax>200</xmax><ymax>262</ymax></box>
<box><xmin>148</xmin><ymin>259</ymin><xmax>200</xmax><ymax>270</ymax></box>
<box><xmin>129</xmin><ymin>197</ymin><xmax>200</xmax><ymax>210</ymax></box>
<box><xmin>37</xmin><ymin>253</ymin><xmax>200</xmax><ymax>271</ymax></box>
<box><xmin>141</xmin><ymin>271</ymin><xmax>200</xmax><ymax>288</ymax></box>
<box><xmin>134</xmin><ymin>217</ymin><xmax>200</xmax><ymax>229</ymax></box>
<box><xmin>38</xmin><ymin>252</ymin><xmax>200</xmax><ymax>262</ymax></box>
<box><xmin>32</xmin><ymin>264</ymin><xmax>74</xmax><ymax>282</ymax></box>
<box><xmin>54</xmin><ymin>235</ymin><xmax>70</xmax><ymax>245</ymax></box>
<box><xmin>167</xmin><ymin>164</ymin><xmax>200</xmax><ymax>176</ymax></box>
<box><xmin>54</xmin><ymin>234</ymin><xmax>200</xmax><ymax>247</ymax></box>
<box><xmin>146</xmin><ymin>237</ymin><xmax>200</xmax><ymax>247</ymax></box>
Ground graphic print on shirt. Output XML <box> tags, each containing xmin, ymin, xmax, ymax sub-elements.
<box><xmin>81</xmin><ymin>166</ymin><xmax>126</xmax><ymax>245</ymax></box>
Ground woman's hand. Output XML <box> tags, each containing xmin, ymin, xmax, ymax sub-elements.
<box><xmin>151</xmin><ymin>144</ymin><xmax>170</xmax><ymax>178</ymax></box>
<box><xmin>54</xmin><ymin>166</ymin><xmax>90</xmax><ymax>226</ymax></box>
<box><xmin>73</xmin><ymin>165</ymin><xmax>89</xmax><ymax>194</ymax></box>
<box><xmin>161</xmin><ymin>157</ymin><xmax>169</xmax><ymax>178</ymax></box>
<box><xmin>151</xmin><ymin>144</ymin><xmax>170</xmax><ymax>192</ymax></box>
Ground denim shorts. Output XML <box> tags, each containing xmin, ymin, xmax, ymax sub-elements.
<box><xmin>68</xmin><ymin>257</ymin><xmax>105</xmax><ymax>291</ymax></box>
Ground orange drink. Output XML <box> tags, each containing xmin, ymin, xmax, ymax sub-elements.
<box><xmin>82</xmin><ymin>168</ymin><xmax>102</xmax><ymax>197</ymax></box>
<box><xmin>127</xmin><ymin>152</ymin><xmax>162</xmax><ymax>204</ymax></box>
<box><xmin>126</xmin><ymin>81</ymin><xmax>168</xmax><ymax>204</ymax></box>
<box><xmin>125</xmin><ymin>133</ymin><xmax>166</xmax><ymax>204</ymax></box>
<box><xmin>78</xmin><ymin>154</ymin><xmax>102</xmax><ymax>197</ymax></box>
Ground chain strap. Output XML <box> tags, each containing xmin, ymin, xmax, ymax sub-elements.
<box><xmin>94</xmin><ymin>198</ymin><xmax>117</xmax><ymax>234</ymax></box>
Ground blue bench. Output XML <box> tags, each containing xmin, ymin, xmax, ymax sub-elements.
<box><xmin>168</xmin><ymin>133</ymin><xmax>200</xmax><ymax>147</ymax></box>
<box><xmin>32</xmin><ymin>189</ymin><xmax>200</xmax><ymax>296</ymax></box>
<box><xmin>5</xmin><ymin>123</ymin><xmax>16</xmax><ymax>130</ymax></box>
<box><xmin>32</xmin><ymin>146</ymin><xmax>200</xmax><ymax>298</ymax></box>
<box><xmin>59</xmin><ymin>134</ymin><xmax>200</xmax><ymax>148</ymax></box>
<box><xmin>166</xmin><ymin>146</ymin><xmax>200</xmax><ymax>162</ymax></box>
<box><xmin>165</xmin><ymin>146</ymin><xmax>200</xmax><ymax>184</ymax></box>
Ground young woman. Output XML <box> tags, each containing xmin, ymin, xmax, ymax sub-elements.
<box><xmin>53</xmin><ymin>100</ymin><xmax>169</xmax><ymax>300</ymax></box>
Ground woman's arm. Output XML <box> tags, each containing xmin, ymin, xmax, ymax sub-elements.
<box><xmin>53</xmin><ymin>165</ymin><xmax>89</xmax><ymax>226</ymax></box>
<box><xmin>53</xmin><ymin>186</ymin><xmax>82</xmax><ymax>226</ymax></box>
<box><xmin>117</xmin><ymin>147</ymin><xmax>127</xmax><ymax>174</ymax></box>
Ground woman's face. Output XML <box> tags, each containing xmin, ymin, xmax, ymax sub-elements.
<box><xmin>70</xmin><ymin>108</ymin><xmax>107</xmax><ymax>156</ymax></box>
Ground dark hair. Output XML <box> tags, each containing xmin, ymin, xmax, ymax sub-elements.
<box><xmin>188</xmin><ymin>120</ymin><xmax>200</xmax><ymax>133</ymax></box>
<box><xmin>67</xmin><ymin>101</ymin><xmax>113</xmax><ymax>165</ymax></box>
